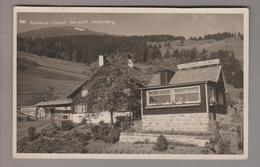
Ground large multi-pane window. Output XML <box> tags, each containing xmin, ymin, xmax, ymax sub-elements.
<box><xmin>147</xmin><ymin>89</ymin><xmax>171</xmax><ymax>106</ymax></box>
<box><xmin>173</xmin><ymin>86</ymin><xmax>200</xmax><ymax>104</ymax></box>
<box><xmin>146</xmin><ymin>86</ymin><xmax>201</xmax><ymax>107</ymax></box>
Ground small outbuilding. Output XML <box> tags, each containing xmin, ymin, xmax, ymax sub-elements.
<box><xmin>140</xmin><ymin>59</ymin><xmax>227</xmax><ymax>132</ymax></box>
<box><xmin>35</xmin><ymin>99</ymin><xmax>73</xmax><ymax>120</ymax></box>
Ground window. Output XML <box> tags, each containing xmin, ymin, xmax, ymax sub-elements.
<box><xmin>147</xmin><ymin>89</ymin><xmax>171</xmax><ymax>106</ymax></box>
<box><xmin>208</xmin><ymin>86</ymin><xmax>216</xmax><ymax>104</ymax></box>
<box><xmin>146</xmin><ymin>86</ymin><xmax>201</xmax><ymax>107</ymax></box>
<box><xmin>81</xmin><ymin>86</ymin><xmax>88</xmax><ymax>97</ymax></box>
<box><xmin>75</xmin><ymin>104</ymin><xmax>87</xmax><ymax>113</ymax></box>
<box><xmin>173</xmin><ymin>86</ymin><xmax>200</xmax><ymax>104</ymax></box>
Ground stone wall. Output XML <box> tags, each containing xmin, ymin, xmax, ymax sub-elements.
<box><xmin>142</xmin><ymin>113</ymin><xmax>212</xmax><ymax>132</ymax></box>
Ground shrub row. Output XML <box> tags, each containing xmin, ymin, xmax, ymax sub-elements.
<box><xmin>91</xmin><ymin>121</ymin><xmax>120</xmax><ymax>144</ymax></box>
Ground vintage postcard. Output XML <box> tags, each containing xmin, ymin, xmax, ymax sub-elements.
<box><xmin>13</xmin><ymin>7</ymin><xmax>249</xmax><ymax>159</ymax></box>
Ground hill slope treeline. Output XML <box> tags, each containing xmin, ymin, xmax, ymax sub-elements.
<box><xmin>17</xmin><ymin>34</ymin><xmax>243</xmax><ymax>88</ymax></box>
<box><xmin>17</xmin><ymin>35</ymin><xmax>184</xmax><ymax>64</ymax></box>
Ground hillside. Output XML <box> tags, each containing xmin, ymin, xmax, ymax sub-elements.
<box><xmin>18</xmin><ymin>26</ymin><xmax>104</xmax><ymax>38</ymax></box>
<box><xmin>149</xmin><ymin>37</ymin><xmax>243</xmax><ymax>62</ymax></box>
<box><xmin>17</xmin><ymin>51</ymin><xmax>242</xmax><ymax>107</ymax></box>
<box><xmin>17</xmin><ymin>52</ymin><xmax>89</xmax><ymax>105</ymax></box>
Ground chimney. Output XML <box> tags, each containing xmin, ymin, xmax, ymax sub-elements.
<box><xmin>98</xmin><ymin>55</ymin><xmax>104</xmax><ymax>67</ymax></box>
<box><xmin>160</xmin><ymin>70</ymin><xmax>175</xmax><ymax>85</ymax></box>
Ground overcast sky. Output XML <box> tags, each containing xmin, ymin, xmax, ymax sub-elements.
<box><xmin>17</xmin><ymin>13</ymin><xmax>243</xmax><ymax>38</ymax></box>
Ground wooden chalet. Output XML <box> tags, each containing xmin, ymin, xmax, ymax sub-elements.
<box><xmin>140</xmin><ymin>59</ymin><xmax>227</xmax><ymax>132</ymax></box>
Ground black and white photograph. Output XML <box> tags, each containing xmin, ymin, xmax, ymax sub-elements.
<box><xmin>13</xmin><ymin>7</ymin><xmax>249</xmax><ymax>159</ymax></box>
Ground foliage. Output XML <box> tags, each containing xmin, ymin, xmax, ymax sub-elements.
<box><xmin>27</xmin><ymin>126</ymin><xmax>38</xmax><ymax>141</ymax></box>
<box><xmin>190</xmin><ymin>32</ymin><xmax>241</xmax><ymax>41</ymax></box>
<box><xmin>86</xmin><ymin>55</ymin><xmax>143</xmax><ymax>124</ymax></box>
<box><xmin>17</xmin><ymin>138</ymin><xmax>83</xmax><ymax>153</ymax></box>
<box><xmin>61</xmin><ymin>120</ymin><xmax>74</xmax><ymax>131</ymax></box>
<box><xmin>204</xmin><ymin>32</ymin><xmax>237</xmax><ymax>40</ymax></box>
<box><xmin>91</xmin><ymin>121</ymin><xmax>120</xmax><ymax>143</ymax></box>
<box><xmin>202</xmin><ymin>121</ymin><xmax>232</xmax><ymax>154</ymax></box>
<box><xmin>71</xmin><ymin>130</ymin><xmax>92</xmax><ymax>144</ymax></box>
<box><xmin>40</xmin><ymin>122</ymin><xmax>60</xmax><ymax>138</ymax></box>
<box><xmin>17</xmin><ymin>32</ymin><xmax>243</xmax><ymax>88</ymax></box>
<box><xmin>104</xmin><ymin>129</ymin><xmax>120</xmax><ymax>144</ymax></box>
<box><xmin>17</xmin><ymin>35</ymin><xmax>183</xmax><ymax>64</ymax></box>
<box><xmin>218</xmin><ymin>139</ymin><xmax>231</xmax><ymax>154</ymax></box>
<box><xmin>153</xmin><ymin>135</ymin><xmax>168</xmax><ymax>151</ymax></box>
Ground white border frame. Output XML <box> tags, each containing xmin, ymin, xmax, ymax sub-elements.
<box><xmin>13</xmin><ymin>7</ymin><xmax>249</xmax><ymax>159</ymax></box>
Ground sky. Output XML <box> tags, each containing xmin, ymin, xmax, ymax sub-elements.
<box><xmin>17</xmin><ymin>13</ymin><xmax>243</xmax><ymax>38</ymax></box>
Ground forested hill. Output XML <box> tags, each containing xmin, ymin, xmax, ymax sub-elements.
<box><xmin>17</xmin><ymin>30</ymin><xmax>244</xmax><ymax>88</ymax></box>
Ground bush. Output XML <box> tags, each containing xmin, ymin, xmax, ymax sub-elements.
<box><xmin>104</xmin><ymin>129</ymin><xmax>120</xmax><ymax>144</ymax></box>
<box><xmin>72</xmin><ymin>130</ymin><xmax>92</xmax><ymax>144</ymax></box>
<box><xmin>61</xmin><ymin>120</ymin><xmax>74</xmax><ymax>131</ymax></box>
<box><xmin>28</xmin><ymin>126</ymin><xmax>38</xmax><ymax>141</ymax></box>
<box><xmin>218</xmin><ymin>139</ymin><xmax>231</xmax><ymax>154</ymax></box>
<box><xmin>91</xmin><ymin>125</ymin><xmax>108</xmax><ymax>140</ymax></box>
<box><xmin>41</xmin><ymin>122</ymin><xmax>60</xmax><ymax>138</ymax></box>
<box><xmin>91</xmin><ymin>122</ymin><xmax>120</xmax><ymax>143</ymax></box>
<box><xmin>153</xmin><ymin>135</ymin><xmax>168</xmax><ymax>151</ymax></box>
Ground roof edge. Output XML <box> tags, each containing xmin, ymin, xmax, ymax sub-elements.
<box><xmin>141</xmin><ymin>81</ymin><xmax>210</xmax><ymax>90</ymax></box>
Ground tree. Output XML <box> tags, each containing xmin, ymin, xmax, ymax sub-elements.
<box><xmin>86</xmin><ymin>55</ymin><xmax>143</xmax><ymax>125</ymax></box>
<box><xmin>164</xmin><ymin>50</ymin><xmax>171</xmax><ymax>58</ymax></box>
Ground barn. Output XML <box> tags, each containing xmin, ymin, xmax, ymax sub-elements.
<box><xmin>140</xmin><ymin>59</ymin><xmax>227</xmax><ymax>133</ymax></box>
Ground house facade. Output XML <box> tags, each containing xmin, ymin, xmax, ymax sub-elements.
<box><xmin>141</xmin><ymin>59</ymin><xmax>227</xmax><ymax>133</ymax></box>
<box><xmin>34</xmin><ymin>55</ymin><xmax>136</xmax><ymax>124</ymax></box>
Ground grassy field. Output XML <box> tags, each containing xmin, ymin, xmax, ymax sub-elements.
<box><xmin>17</xmin><ymin>52</ymin><xmax>89</xmax><ymax>105</ymax></box>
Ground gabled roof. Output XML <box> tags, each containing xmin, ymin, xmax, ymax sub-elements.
<box><xmin>169</xmin><ymin>65</ymin><xmax>222</xmax><ymax>85</ymax></box>
<box><xmin>66</xmin><ymin>79</ymin><xmax>89</xmax><ymax>98</ymax></box>
<box><xmin>35</xmin><ymin>99</ymin><xmax>72</xmax><ymax>107</ymax></box>
<box><xmin>148</xmin><ymin>65</ymin><xmax>222</xmax><ymax>87</ymax></box>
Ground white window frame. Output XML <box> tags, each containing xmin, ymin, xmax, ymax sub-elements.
<box><xmin>146</xmin><ymin>88</ymin><xmax>172</xmax><ymax>106</ymax></box>
<box><xmin>146</xmin><ymin>86</ymin><xmax>201</xmax><ymax>108</ymax></box>
<box><xmin>173</xmin><ymin>86</ymin><xmax>201</xmax><ymax>104</ymax></box>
